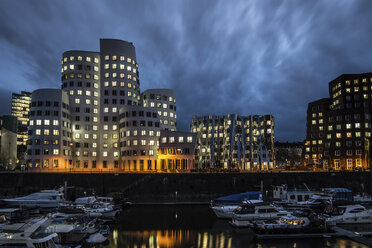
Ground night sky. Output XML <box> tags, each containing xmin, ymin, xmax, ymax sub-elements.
<box><xmin>1</xmin><ymin>0</ymin><xmax>372</xmax><ymax>141</ymax></box>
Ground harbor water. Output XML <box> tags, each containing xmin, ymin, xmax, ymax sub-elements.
<box><xmin>97</xmin><ymin>205</ymin><xmax>370</xmax><ymax>248</ymax></box>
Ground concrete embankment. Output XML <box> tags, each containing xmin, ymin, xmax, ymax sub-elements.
<box><xmin>0</xmin><ymin>172</ymin><xmax>371</xmax><ymax>202</ymax></box>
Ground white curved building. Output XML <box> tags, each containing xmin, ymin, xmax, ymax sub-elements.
<box><xmin>26</xmin><ymin>89</ymin><xmax>72</xmax><ymax>170</ymax></box>
<box><xmin>119</xmin><ymin>106</ymin><xmax>161</xmax><ymax>171</ymax></box>
<box><xmin>99</xmin><ymin>39</ymin><xmax>140</xmax><ymax>170</ymax></box>
<box><xmin>25</xmin><ymin>38</ymin><xmax>198</xmax><ymax>173</ymax></box>
<box><xmin>62</xmin><ymin>51</ymin><xmax>101</xmax><ymax>170</ymax></box>
<box><xmin>141</xmin><ymin>89</ymin><xmax>176</xmax><ymax>131</ymax></box>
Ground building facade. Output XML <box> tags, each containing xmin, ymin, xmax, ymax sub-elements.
<box><xmin>190</xmin><ymin>114</ymin><xmax>275</xmax><ymax>170</ymax></box>
<box><xmin>119</xmin><ymin>105</ymin><xmax>161</xmax><ymax>171</ymax></box>
<box><xmin>141</xmin><ymin>89</ymin><xmax>177</xmax><ymax>131</ymax></box>
<box><xmin>26</xmin><ymin>89</ymin><xmax>72</xmax><ymax>170</ymax></box>
<box><xmin>158</xmin><ymin>130</ymin><xmax>197</xmax><ymax>171</ymax></box>
<box><xmin>0</xmin><ymin>115</ymin><xmax>18</xmax><ymax>169</ymax></box>
<box><xmin>11</xmin><ymin>91</ymin><xmax>32</xmax><ymax>163</ymax></box>
<box><xmin>25</xmin><ymin>38</ymin><xmax>197</xmax><ymax>172</ymax></box>
<box><xmin>61</xmin><ymin>51</ymin><xmax>101</xmax><ymax>170</ymax></box>
<box><xmin>302</xmin><ymin>73</ymin><xmax>372</xmax><ymax>170</ymax></box>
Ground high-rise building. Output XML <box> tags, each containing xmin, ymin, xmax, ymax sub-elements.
<box><xmin>190</xmin><ymin>114</ymin><xmax>275</xmax><ymax>170</ymax></box>
<box><xmin>11</xmin><ymin>91</ymin><xmax>32</xmax><ymax>162</ymax></box>
<box><xmin>302</xmin><ymin>73</ymin><xmax>372</xmax><ymax>170</ymax></box>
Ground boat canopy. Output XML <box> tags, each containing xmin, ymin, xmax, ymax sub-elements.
<box><xmin>323</xmin><ymin>188</ymin><xmax>353</xmax><ymax>201</ymax></box>
<box><xmin>212</xmin><ymin>192</ymin><xmax>261</xmax><ymax>205</ymax></box>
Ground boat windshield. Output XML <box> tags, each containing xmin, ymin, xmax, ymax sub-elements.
<box><xmin>234</xmin><ymin>205</ymin><xmax>255</xmax><ymax>214</ymax></box>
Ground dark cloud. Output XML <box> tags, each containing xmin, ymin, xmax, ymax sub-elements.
<box><xmin>1</xmin><ymin>0</ymin><xmax>372</xmax><ymax>141</ymax></box>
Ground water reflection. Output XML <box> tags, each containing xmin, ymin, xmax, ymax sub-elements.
<box><xmin>98</xmin><ymin>205</ymin><xmax>369</xmax><ymax>248</ymax></box>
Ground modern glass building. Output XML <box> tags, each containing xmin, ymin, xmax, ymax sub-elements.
<box><xmin>191</xmin><ymin>114</ymin><xmax>275</xmax><ymax>170</ymax></box>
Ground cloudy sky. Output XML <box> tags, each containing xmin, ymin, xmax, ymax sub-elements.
<box><xmin>0</xmin><ymin>0</ymin><xmax>371</xmax><ymax>141</ymax></box>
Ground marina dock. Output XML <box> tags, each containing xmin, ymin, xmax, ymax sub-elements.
<box><xmin>257</xmin><ymin>227</ymin><xmax>372</xmax><ymax>246</ymax></box>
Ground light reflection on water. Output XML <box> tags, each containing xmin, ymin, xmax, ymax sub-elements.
<box><xmin>97</xmin><ymin>205</ymin><xmax>370</xmax><ymax>248</ymax></box>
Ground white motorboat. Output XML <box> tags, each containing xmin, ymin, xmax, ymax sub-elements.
<box><xmin>231</xmin><ymin>203</ymin><xmax>291</xmax><ymax>227</ymax></box>
<box><xmin>0</xmin><ymin>217</ymin><xmax>58</xmax><ymax>248</ymax></box>
<box><xmin>211</xmin><ymin>199</ymin><xmax>263</xmax><ymax>219</ymax></box>
<box><xmin>325</xmin><ymin>204</ymin><xmax>372</xmax><ymax>225</ymax></box>
<box><xmin>85</xmin><ymin>205</ymin><xmax>119</xmax><ymax>219</ymax></box>
<box><xmin>1</xmin><ymin>188</ymin><xmax>65</xmax><ymax>208</ymax></box>
<box><xmin>210</xmin><ymin>192</ymin><xmax>262</xmax><ymax>219</ymax></box>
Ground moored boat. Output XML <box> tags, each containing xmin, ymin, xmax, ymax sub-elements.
<box><xmin>1</xmin><ymin>188</ymin><xmax>65</xmax><ymax>208</ymax></box>
<box><xmin>325</xmin><ymin>204</ymin><xmax>372</xmax><ymax>225</ymax></box>
<box><xmin>210</xmin><ymin>191</ymin><xmax>262</xmax><ymax>219</ymax></box>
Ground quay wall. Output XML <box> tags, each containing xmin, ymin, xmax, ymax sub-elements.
<box><xmin>0</xmin><ymin>172</ymin><xmax>371</xmax><ymax>202</ymax></box>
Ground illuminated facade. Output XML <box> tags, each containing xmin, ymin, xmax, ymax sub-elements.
<box><xmin>191</xmin><ymin>114</ymin><xmax>275</xmax><ymax>170</ymax></box>
<box><xmin>119</xmin><ymin>105</ymin><xmax>161</xmax><ymax>171</ymax></box>
<box><xmin>158</xmin><ymin>130</ymin><xmax>197</xmax><ymax>171</ymax></box>
<box><xmin>11</xmin><ymin>91</ymin><xmax>32</xmax><ymax>162</ymax></box>
<box><xmin>25</xmin><ymin>38</ymin><xmax>195</xmax><ymax>172</ymax></box>
<box><xmin>61</xmin><ymin>51</ymin><xmax>100</xmax><ymax>170</ymax></box>
<box><xmin>26</xmin><ymin>89</ymin><xmax>72</xmax><ymax>170</ymax></box>
<box><xmin>141</xmin><ymin>89</ymin><xmax>177</xmax><ymax>131</ymax></box>
<box><xmin>302</xmin><ymin>73</ymin><xmax>372</xmax><ymax>170</ymax></box>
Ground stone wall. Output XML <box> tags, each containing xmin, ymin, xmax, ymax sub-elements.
<box><xmin>0</xmin><ymin>172</ymin><xmax>370</xmax><ymax>202</ymax></box>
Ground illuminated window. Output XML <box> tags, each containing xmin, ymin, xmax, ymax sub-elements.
<box><xmin>356</xmin><ymin>132</ymin><xmax>361</xmax><ymax>137</ymax></box>
<box><xmin>53</xmin><ymin>130</ymin><xmax>59</xmax><ymax>135</ymax></box>
<box><xmin>44</xmin><ymin>120</ymin><xmax>50</xmax><ymax>125</ymax></box>
<box><xmin>70</xmin><ymin>56</ymin><xmax>74</xmax><ymax>61</ymax></box>
<box><xmin>44</xmin><ymin>129</ymin><xmax>49</xmax><ymax>135</ymax></box>
<box><xmin>355</xmin><ymin>123</ymin><xmax>361</xmax><ymax>128</ymax></box>
<box><xmin>112</xmin><ymin>107</ymin><xmax>117</xmax><ymax>113</ymax></box>
<box><xmin>84</xmin><ymin>134</ymin><xmax>89</xmax><ymax>139</ymax></box>
<box><xmin>69</xmin><ymin>64</ymin><xmax>74</xmax><ymax>70</ymax></box>
<box><xmin>36</xmin><ymin>129</ymin><xmax>41</xmax><ymax>135</ymax></box>
<box><xmin>75</xmin><ymin>98</ymin><xmax>80</xmax><ymax>104</ymax></box>
<box><xmin>103</xmin><ymin>151</ymin><xmax>108</xmax><ymax>157</ymax></box>
<box><xmin>53</xmin><ymin>149</ymin><xmax>59</xmax><ymax>155</ymax></box>
<box><xmin>112</xmin><ymin>64</ymin><xmax>117</xmax><ymax>69</ymax></box>
<box><xmin>141</xmin><ymin>140</ymin><xmax>146</xmax><ymax>145</ymax></box>
<box><xmin>133</xmin><ymin>140</ymin><xmax>138</xmax><ymax>146</ymax></box>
